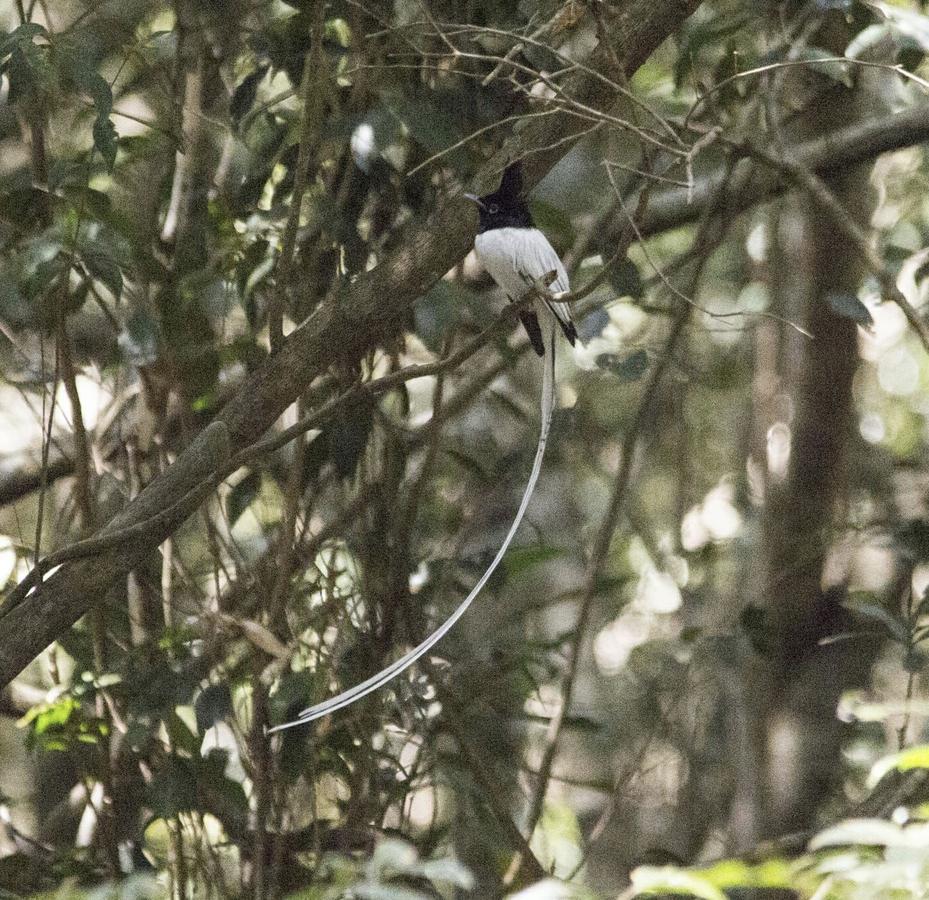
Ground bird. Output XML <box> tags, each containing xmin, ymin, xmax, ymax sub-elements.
<box><xmin>466</xmin><ymin>162</ymin><xmax>577</xmax><ymax>360</ymax></box>
<box><xmin>268</xmin><ymin>162</ymin><xmax>576</xmax><ymax>733</ymax></box>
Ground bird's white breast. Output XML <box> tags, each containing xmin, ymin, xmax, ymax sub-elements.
<box><xmin>474</xmin><ymin>227</ymin><xmax>570</xmax><ymax>298</ymax></box>
<box><xmin>474</xmin><ymin>227</ymin><xmax>573</xmax><ymax>336</ymax></box>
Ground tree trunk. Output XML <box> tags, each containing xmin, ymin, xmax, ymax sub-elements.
<box><xmin>731</xmin><ymin>40</ymin><xmax>889</xmax><ymax>844</ymax></box>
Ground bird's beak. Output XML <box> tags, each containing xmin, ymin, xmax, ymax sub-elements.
<box><xmin>463</xmin><ymin>193</ymin><xmax>485</xmax><ymax>210</ymax></box>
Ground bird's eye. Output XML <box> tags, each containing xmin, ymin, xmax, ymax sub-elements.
<box><xmin>488</xmin><ymin>203</ymin><xmax>499</xmax><ymax>214</ymax></box>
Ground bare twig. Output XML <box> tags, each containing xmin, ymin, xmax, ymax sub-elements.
<box><xmin>717</xmin><ymin>132</ymin><xmax>929</xmax><ymax>353</ymax></box>
<box><xmin>687</xmin><ymin>56</ymin><xmax>929</xmax><ymax>125</ymax></box>
<box><xmin>639</xmin><ymin>104</ymin><xmax>929</xmax><ymax>237</ymax></box>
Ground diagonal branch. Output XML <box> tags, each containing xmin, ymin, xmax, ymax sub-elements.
<box><xmin>0</xmin><ymin>0</ymin><xmax>704</xmax><ymax>691</ymax></box>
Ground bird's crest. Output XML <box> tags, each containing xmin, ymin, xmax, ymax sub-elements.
<box><xmin>498</xmin><ymin>161</ymin><xmax>524</xmax><ymax>198</ymax></box>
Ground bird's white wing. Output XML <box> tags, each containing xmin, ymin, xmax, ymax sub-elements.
<box><xmin>475</xmin><ymin>228</ymin><xmax>573</xmax><ymax>333</ymax></box>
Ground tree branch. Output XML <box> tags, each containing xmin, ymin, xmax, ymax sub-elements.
<box><xmin>0</xmin><ymin>447</ymin><xmax>74</xmax><ymax>508</ymax></box>
<box><xmin>639</xmin><ymin>104</ymin><xmax>929</xmax><ymax>236</ymax></box>
<box><xmin>0</xmin><ymin>0</ymin><xmax>703</xmax><ymax>690</ymax></box>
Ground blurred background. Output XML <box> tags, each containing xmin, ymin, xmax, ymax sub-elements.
<box><xmin>2</xmin><ymin>0</ymin><xmax>929</xmax><ymax>897</ymax></box>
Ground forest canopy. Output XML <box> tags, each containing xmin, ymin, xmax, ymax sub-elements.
<box><xmin>3</xmin><ymin>1</ymin><xmax>929</xmax><ymax>898</ymax></box>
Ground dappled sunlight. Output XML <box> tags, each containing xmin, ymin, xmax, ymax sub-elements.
<box><xmin>680</xmin><ymin>479</ymin><xmax>743</xmax><ymax>552</ymax></box>
<box><xmin>879</xmin><ymin>345</ymin><xmax>921</xmax><ymax>396</ymax></box>
<box><xmin>5</xmin><ymin>2</ymin><xmax>929</xmax><ymax>898</ymax></box>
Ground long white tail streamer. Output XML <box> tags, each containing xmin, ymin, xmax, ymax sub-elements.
<box><xmin>268</xmin><ymin>321</ymin><xmax>558</xmax><ymax>732</ymax></box>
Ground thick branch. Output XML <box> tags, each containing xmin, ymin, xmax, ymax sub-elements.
<box><xmin>639</xmin><ymin>104</ymin><xmax>929</xmax><ymax>236</ymax></box>
<box><xmin>0</xmin><ymin>0</ymin><xmax>703</xmax><ymax>690</ymax></box>
<box><xmin>0</xmin><ymin>423</ymin><xmax>229</xmax><ymax>682</ymax></box>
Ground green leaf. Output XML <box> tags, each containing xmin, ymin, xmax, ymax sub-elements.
<box><xmin>328</xmin><ymin>394</ymin><xmax>375</xmax><ymax>479</ymax></box>
<box><xmin>7</xmin><ymin>44</ymin><xmax>37</xmax><ymax>106</ymax></box>
<box><xmin>29</xmin><ymin>252</ymin><xmax>67</xmax><ymax>297</ymax></box>
<box><xmin>414</xmin><ymin>858</ymin><xmax>474</xmax><ymax>890</ymax></box>
<box><xmin>238</xmin><ymin>237</ymin><xmax>273</xmax><ymax>303</ymax></box>
<box><xmin>596</xmin><ymin>349</ymin><xmax>649</xmax><ymax>381</ymax></box>
<box><xmin>19</xmin><ymin>693</ymin><xmax>108</xmax><ymax>752</ymax></box>
<box><xmin>81</xmin><ymin>245</ymin><xmax>122</xmax><ymax>301</ymax></box>
<box><xmin>227</xmin><ymin>470</ymin><xmax>262</xmax><ymax>525</ymax></box>
<box><xmin>827</xmin><ymin>292</ymin><xmax>873</xmax><ymax>326</ymax></box>
<box><xmin>19</xmin><ymin>694</ymin><xmax>80</xmax><ymax>732</ymax></box>
<box><xmin>60</xmin><ymin>49</ymin><xmax>119</xmax><ymax>168</ymax></box>
<box><xmin>4</xmin><ymin>25</ymin><xmax>53</xmax><ymax>108</ymax></box>
<box><xmin>0</xmin><ymin>276</ymin><xmax>29</xmax><ymax>326</ymax></box>
<box><xmin>839</xmin><ymin>691</ymin><xmax>929</xmax><ymax>723</ymax></box>
<box><xmin>194</xmin><ymin>684</ymin><xmax>233</xmax><ymax>732</ymax></box>
<box><xmin>92</xmin><ymin>114</ymin><xmax>118</xmax><ymax>170</ymax></box>
<box><xmin>847</xmin><ymin>22</ymin><xmax>895</xmax><ymax>59</ymax></box>
<box><xmin>326</xmin><ymin>17</ymin><xmax>352</xmax><ymax>48</ymax></box>
<box><xmin>868</xmin><ymin>745</ymin><xmax>929</xmax><ymax>788</ymax></box>
<box><xmin>0</xmin><ymin>23</ymin><xmax>47</xmax><ymax>60</ymax></box>
<box><xmin>694</xmin><ymin>857</ymin><xmax>792</xmax><ymax>891</ymax></box>
<box><xmin>528</xmin><ymin>200</ymin><xmax>574</xmax><ymax>251</ymax></box>
<box><xmin>628</xmin><ymin>865</ymin><xmax>728</xmax><ymax>900</ymax></box>
<box><xmin>610</xmin><ymin>258</ymin><xmax>643</xmax><ymax>299</ymax></box>
<box><xmin>57</xmin><ymin>46</ymin><xmax>113</xmax><ymax>116</ymax></box>
<box><xmin>163</xmin><ymin>709</ymin><xmax>200</xmax><ymax>756</ymax></box>
<box><xmin>809</xmin><ymin>817</ymin><xmax>904</xmax><ymax>849</ymax></box>
<box><xmin>147</xmin><ymin>757</ymin><xmax>199</xmax><ymax>819</ymax></box>
<box><xmin>118</xmin><ymin>310</ymin><xmax>159</xmax><ymax>366</ymax></box>
<box><xmin>231</xmin><ymin>65</ymin><xmax>268</xmax><ymax>127</ymax></box>
<box><xmin>299</xmin><ymin>430</ymin><xmax>331</xmax><ymax>485</ymax></box>
<box><xmin>503</xmin><ymin>545</ymin><xmax>568</xmax><ymax>577</ymax></box>
<box><xmin>859</xmin><ymin>2</ymin><xmax>929</xmax><ymax>54</ymax></box>
<box><xmin>197</xmin><ymin>747</ymin><xmax>248</xmax><ymax>815</ymax></box>
<box><xmin>415</xmin><ymin>280</ymin><xmax>479</xmax><ymax>353</ymax></box>
<box><xmin>270</xmin><ymin>670</ymin><xmax>318</xmax><ymax>722</ymax></box>
<box><xmin>845</xmin><ymin>599</ymin><xmax>908</xmax><ymax>642</ymax></box>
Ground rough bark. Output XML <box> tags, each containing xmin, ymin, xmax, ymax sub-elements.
<box><xmin>0</xmin><ymin>0</ymin><xmax>703</xmax><ymax>689</ymax></box>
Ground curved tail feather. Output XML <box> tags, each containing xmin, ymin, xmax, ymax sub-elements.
<box><xmin>268</xmin><ymin>323</ymin><xmax>558</xmax><ymax>733</ymax></box>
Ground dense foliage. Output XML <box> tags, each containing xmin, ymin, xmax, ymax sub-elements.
<box><xmin>4</xmin><ymin>1</ymin><xmax>929</xmax><ymax>898</ymax></box>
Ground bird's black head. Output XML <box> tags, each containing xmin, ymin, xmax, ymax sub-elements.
<box><xmin>467</xmin><ymin>163</ymin><xmax>533</xmax><ymax>233</ymax></box>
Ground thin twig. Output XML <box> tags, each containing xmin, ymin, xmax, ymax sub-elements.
<box><xmin>715</xmin><ymin>132</ymin><xmax>929</xmax><ymax>353</ymax></box>
<box><xmin>687</xmin><ymin>56</ymin><xmax>929</xmax><ymax>125</ymax></box>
